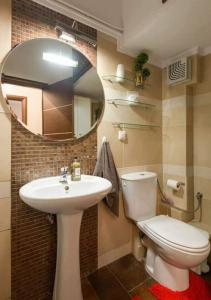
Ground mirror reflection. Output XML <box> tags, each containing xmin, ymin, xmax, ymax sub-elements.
<box><xmin>1</xmin><ymin>38</ymin><xmax>104</xmax><ymax>140</ymax></box>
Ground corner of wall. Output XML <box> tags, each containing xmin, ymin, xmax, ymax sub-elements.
<box><xmin>0</xmin><ymin>0</ymin><xmax>12</xmax><ymax>299</ymax></box>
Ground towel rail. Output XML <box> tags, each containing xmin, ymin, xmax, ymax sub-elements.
<box><xmin>112</xmin><ymin>122</ymin><xmax>160</xmax><ymax>129</ymax></box>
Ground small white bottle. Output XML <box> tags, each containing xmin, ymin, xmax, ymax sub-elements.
<box><xmin>116</xmin><ymin>64</ymin><xmax>125</xmax><ymax>82</ymax></box>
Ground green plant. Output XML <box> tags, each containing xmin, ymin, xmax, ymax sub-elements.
<box><xmin>142</xmin><ymin>67</ymin><xmax>151</xmax><ymax>79</ymax></box>
<box><xmin>136</xmin><ymin>52</ymin><xmax>149</xmax><ymax>65</ymax></box>
<box><xmin>134</xmin><ymin>52</ymin><xmax>151</xmax><ymax>86</ymax></box>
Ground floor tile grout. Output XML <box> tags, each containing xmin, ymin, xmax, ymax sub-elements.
<box><xmin>86</xmin><ymin>254</ymin><xmax>156</xmax><ymax>300</ymax></box>
<box><xmin>86</xmin><ymin>278</ymin><xmax>101</xmax><ymax>300</ymax></box>
<box><xmin>106</xmin><ymin>264</ymin><xmax>139</xmax><ymax>298</ymax></box>
<box><xmin>128</xmin><ymin>276</ymin><xmax>151</xmax><ymax>294</ymax></box>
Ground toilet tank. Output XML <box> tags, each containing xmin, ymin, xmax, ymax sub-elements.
<box><xmin>121</xmin><ymin>172</ymin><xmax>157</xmax><ymax>222</ymax></box>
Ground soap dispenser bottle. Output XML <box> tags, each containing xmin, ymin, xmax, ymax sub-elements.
<box><xmin>71</xmin><ymin>157</ymin><xmax>81</xmax><ymax>181</ymax></box>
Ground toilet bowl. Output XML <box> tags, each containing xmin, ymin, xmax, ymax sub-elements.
<box><xmin>138</xmin><ymin>215</ymin><xmax>210</xmax><ymax>291</ymax></box>
<box><xmin>121</xmin><ymin>172</ymin><xmax>210</xmax><ymax>292</ymax></box>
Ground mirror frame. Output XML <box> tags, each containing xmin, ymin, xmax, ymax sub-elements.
<box><xmin>0</xmin><ymin>37</ymin><xmax>105</xmax><ymax>142</ymax></box>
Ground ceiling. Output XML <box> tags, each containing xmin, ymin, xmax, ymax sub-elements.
<box><xmin>33</xmin><ymin>0</ymin><xmax>211</xmax><ymax>67</ymax></box>
<box><xmin>59</xmin><ymin>0</ymin><xmax>122</xmax><ymax>30</ymax></box>
<box><xmin>3</xmin><ymin>38</ymin><xmax>74</xmax><ymax>84</ymax></box>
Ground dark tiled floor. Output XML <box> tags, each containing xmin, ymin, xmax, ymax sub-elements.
<box><xmin>82</xmin><ymin>254</ymin><xmax>156</xmax><ymax>300</ymax></box>
<box><xmin>130</xmin><ymin>278</ymin><xmax>157</xmax><ymax>300</ymax></box>
<box><xmin>108</xmin><ymin>254</ymin><xmax>148</xmax><ymax>291</ymax></box>
<box><xmin>81</xmin><ymin>278</ymin><xmax>99</xmax><ymax>300</ymax></box>
<box><xmin>88</xmin><ymin>267</ymin><xmax>130</xmax><ymax>300</ymax></box>
<box><xmin>82</xmin><ymin>254</ymin><xmax>211</xmax><ymax>300</ymax></box>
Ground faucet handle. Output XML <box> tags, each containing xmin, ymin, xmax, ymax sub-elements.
<box><xmin>64</xmin><ymin>166</ymin><xmax>68</xmax><ymax>173</ymax></box>
<box><xmin>61</xmin><ymin>166</ymin><xmax>69</xmax><ymax>174</ymax></box>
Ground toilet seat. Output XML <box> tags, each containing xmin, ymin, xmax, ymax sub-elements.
<box><xmin>138</xmin><ymin>215</ymin><xmax>210</xmax><ymax>254</ymax></box>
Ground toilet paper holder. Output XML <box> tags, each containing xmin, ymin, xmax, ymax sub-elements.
<box><xmin>167</xmin><ymin>179</ymin><xmax>185</xmax><ymax>190</ymax></box>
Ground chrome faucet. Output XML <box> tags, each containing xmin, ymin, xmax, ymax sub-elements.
<box><xmin>59</xmin><ymin>166</ymin><xmax>69</xmax><ymax>184</ymax></box>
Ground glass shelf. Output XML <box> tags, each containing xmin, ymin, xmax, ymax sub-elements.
<box><xmin>102</xmin><ymin>75</ymin><xmax>151</xmax><ymax>89</ymax></box>
<box><xmin>102</xmin><ymin>75</ymin><xmax>134</xmax><ymax>84</ymax></box>
<box><xmin>107</xmin><ymin>99</ymin><xmax>155</xmax><ymax>108</ymax></box>
<box><xmin>112</xmin><ymin>122</ymin><xmax>160</xmax><ymax>129</ymax></box>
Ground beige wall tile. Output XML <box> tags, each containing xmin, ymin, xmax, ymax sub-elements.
<box><xmin>163</xmin><ymin>164</ymin><xmax>189</xmax><ymax>177</ymax></box>
<box><xmin>162</xmin><ymin>96</ymin><xmax>187</xmax><ymax>127</ymax></box>
<box><xmin>0</xmin><ymin>99</ymin><xmax>10</xmax><ymax>115</ymax></box>
<box><xmin>162</xmin><ymin>83</ymin><xmax>194</xmax><ymax>221</ymax></box>
<box><xmin>0</xmin><ymin>230</ymin><xmax>11</xmax><ymax>300</ymax></box>
<box><xmin>193</xmin><ymin>127</ymin><xmax>211</xmax><ymax>168</ymax></box>
<box><xmin>0</xmin><ymin>181</ymin><xmax>10</xmax><ymax>198</ymax></box>
<box><xmin>0</xmin><ymin>0</ymin><xmax>11</xmax><ymax>114</ymax></box>
<box><xmin>194</xmin><ymin>54</ymin><xmax>211</xmax><ymax>95</ymax></box>
<box><xmin>123</xmin><ymin>128</ymin><xmax>162</xmax><ymax>167</ymax></box>
<box><xmin>193</xmin><ymin>74</ymin><xmax>211</xmax><ymax>223</ymax></box>
<box><xmin>98</xmin><ymin>194</ymin><xmax>132</xmax><ymax>257</ymax></box>
<box><xmin>0</xmin><ymin>0</ymin><xmax>11</xmax><ymax>62</ymax></box>
<box><xmin>97</xmin><ymin>121</ymin><xmax>123</xmax><ymax>168</ymax></box>
<box><xmin>170</xmin><ymin>208</ymin><xmax>192</xmax><ymax>222</ymax></box>
<box><xmin>194</xmin><ymin>166</ymin><xmax>211</xmax><ymax>180</ymax></box>
<box><xmin>194</xmin><ymin>92</ymin><xmax>211</xmax><ymax>107</ymax></box>
<box><xmin>0</xmin><ymin>198</ymin><xmax>10</xmax><ymax>231</ymax></box>
<box><xmin>0</xmin><ymin>113</ymin><xmax>11</xmax><ymax>181</ymax></box>
<box><xmin>201</xmin><ymin>199</ymin><xmax>211</xmax><ymax>225</ymax></box>
<box><xmin>0</xmin><ymin>181</ymin><xmax>11</xmax><ymax>231</ymax></box>
<box><xmin>194</xmin><ymin>104</ymin><xmax>211</xmax><ymax>128</ymax></box>
<box><xmin>194</xmin><ymin>176</ymin><xmax>211</xmax><ymax>201</ymax></box>
<box><xmin>97</xmin><ymin>32</ymin><xmax>162</xmax><ymax>262</ymax></box>
<box><xmin>163</xmin><ymin>126</ymin><xmax>187</xmax><ymax>165</ymax></box>
<box><xmin>0</xmin><ymin>2</ymin><xmax>11</xmax><ymax>299</ymax></box>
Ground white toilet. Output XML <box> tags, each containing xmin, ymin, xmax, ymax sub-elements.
<box><xmin>121</xmin><ymin>171</ymin><xmax>210</xmax><ymax>292</ymax></box>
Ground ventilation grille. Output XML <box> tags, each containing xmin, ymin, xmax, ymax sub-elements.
<box><xmin>167</xmin><ymin>57</ymin><xmax>191</xmax><ymax>86</ymax></box>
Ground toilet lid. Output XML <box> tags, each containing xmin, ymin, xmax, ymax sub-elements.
<box><xmin>121</xmin><ymin>172</ymin><xmax>156</xmax><ymax>181</ymax></box>
<box><xmin>142</xmin><ymin>215</ymin><xmax>209</xmax><ymax>249</ymax></box>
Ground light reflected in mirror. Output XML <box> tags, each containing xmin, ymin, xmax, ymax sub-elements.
<box><xmin>1</xmin><ymin>38</ymin><xmax>104</xmax><ymax>140</ymax></box>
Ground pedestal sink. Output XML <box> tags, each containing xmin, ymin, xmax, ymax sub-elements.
<box><xmin>19</xmin><ymin>175</ymin><xmax>112</xmax><ymax>300</ymax></box>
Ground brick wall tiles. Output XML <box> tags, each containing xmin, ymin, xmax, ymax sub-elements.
<box><xmin>11</xmin><ymin>1</ymin><xmax>98</xmax><ymax>299</ymax></box>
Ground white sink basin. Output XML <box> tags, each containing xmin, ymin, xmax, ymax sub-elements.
<box><xmin>20</xmin><ymin>175</ymin><xmax>112</xmax><ymax>214</ymax></box>
<box><xmin>19</xmin><ymin>175</ymin><xmax>112</xmax><ymax>300</ymax></box>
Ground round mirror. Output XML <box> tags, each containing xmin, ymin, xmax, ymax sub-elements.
<box><xmin>0</xmin><ymin>38</ymin><xmax>104</xmax><ymax>141</ymax></box>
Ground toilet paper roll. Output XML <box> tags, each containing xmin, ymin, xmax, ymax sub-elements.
<box><xmin>167</xmin><ymin>179</ymin><xmax>181</xmax><ymax>191</ymax></box>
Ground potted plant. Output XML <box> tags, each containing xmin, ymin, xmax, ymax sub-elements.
<box><xmin>134</xmin><ymin>52</ymin><xmax>151</xmax><ymax>87</ymax></box>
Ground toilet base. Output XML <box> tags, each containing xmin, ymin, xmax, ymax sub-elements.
<box><xmin>145</xmin><ymin>247</ymin><xmax>189</xmax><ymax>292</ymax></box>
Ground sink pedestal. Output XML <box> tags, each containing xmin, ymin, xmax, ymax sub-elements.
<box><xmin>19</xmin><ymin>175</ymin><xmax>112</xmax><ymax>300</ymax></box>
<box><xmin>53</xmin><ymin>212</ymin><xmax>83</xmax><ymax>300</ymax></box>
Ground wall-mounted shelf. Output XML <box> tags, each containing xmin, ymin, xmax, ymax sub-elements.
<box><xmin>102</xmin><ymin>75</ymin><xmax>133</xmax><ymax>84</ymax></box>
<box><xmin>112</xmin><ymin>122</ymin><xmax>160</xmax><ymax>129</ymax></box>
<box><xmin>107</xmin><ymin>99</ymin><xmax>155</xmax><ymax>109</ymax></box>
<box><xmin>102</xmin><ymin>75</ymin><xmax>151</xmax><ymax>89</ymax></box>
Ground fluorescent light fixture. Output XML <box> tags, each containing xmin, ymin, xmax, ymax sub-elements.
<box><xmin>59</xmin><ymin>31</ymin><xmax>76</xmax><ymax>43</ymax></box>
<box><xmin>43</xmin><ymin>52</ymin><xmax>78</xmax><ymax>67</ymax></box>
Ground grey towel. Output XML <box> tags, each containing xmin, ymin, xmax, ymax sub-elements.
<box><xmin>93</xmin><ymin>141</ymin><xmax>119</xmax><ymax>216</ymax></box>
